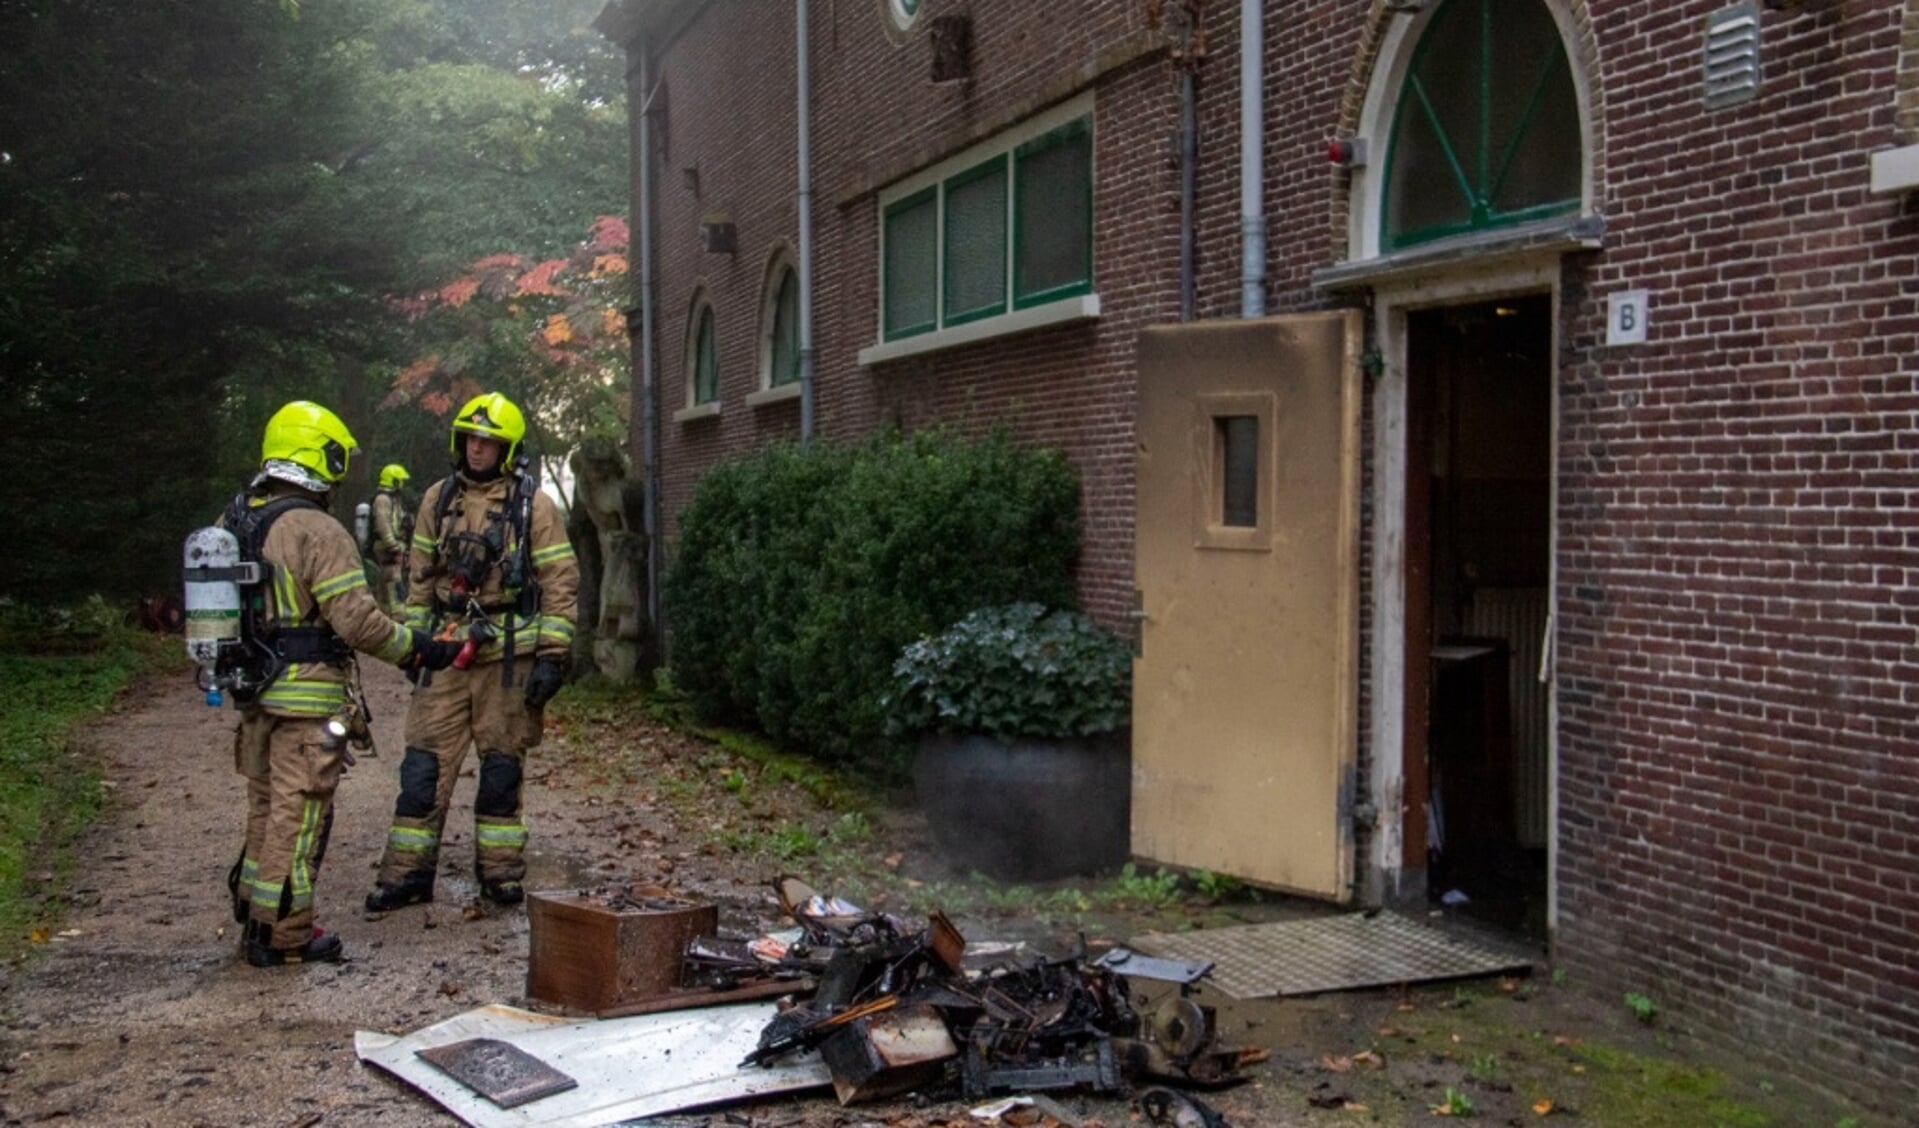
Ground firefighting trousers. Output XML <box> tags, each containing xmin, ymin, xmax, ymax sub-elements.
<box><xmin>375</xmin><ymin>556</ymin><xmax>404</xmax><ymax>615</ymax></box>
<box><xmin>233</xmin><ymin>711</ymin><xmax>344</xmax><ymax>950</ymax></box>
<box><xmin>376</xmin><ymin>659</ymin><xmax>543</xmax><ymax>890</ymax></box>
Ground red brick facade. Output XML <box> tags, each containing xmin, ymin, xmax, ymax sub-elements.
<box><xmin>632</xmin><ymin>0</ymin><xmax>1174</xmax><ymax>627</ymax></box>
<box><xmin>605</xmin><ymin>0</ymin><xmax>1919</xmax><ymax>1110</ymax></box>
<box><xmin>1550</xmin><ymin>1</ymin><xmax>1918</xmax><ymax>1109</ymax></box>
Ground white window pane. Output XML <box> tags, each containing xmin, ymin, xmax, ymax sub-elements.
<box><xmin>885</xmin><ymin>193</ymin><xmax>937</xmax><ymax>337</ymax></box>
<box><xmin>943</xmin><ymin>161</ymin><xmax>1006</xmax><ymax>322</ymax></box>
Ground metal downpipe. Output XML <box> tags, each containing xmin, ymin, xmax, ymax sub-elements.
<box><xmin>797</xmin><ymin>0</ymin><xmax>816</xmax><ymax>442</ymax></box>
<box><xmin>1240</xmin><ymin>0</ymin><xmax>1266</xmax><ymax>318</ymax></box>
<box><xmin>1180</xmin><ymin>57</ymin><xmax>1197</xmax><ymax>321</ymax></box>
<box><xmin>636</xmin><ymin>43</ymin><xmax>663</xmax><ymax>655</ymax></box>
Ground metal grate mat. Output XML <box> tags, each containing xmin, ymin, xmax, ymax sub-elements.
<box><xmin>1128</xmin><ymin>911</ymin><xmax>1533</xmax><ymax>999</ymax></box>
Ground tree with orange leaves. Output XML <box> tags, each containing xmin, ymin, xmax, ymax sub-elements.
<box><xmin>383</xmin><ymin>214</ymin><xmax>630</xmax><ymax>493</ymax></box>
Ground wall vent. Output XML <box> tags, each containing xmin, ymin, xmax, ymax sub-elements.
<box><xmin>1703</xmin><ymin>1</ymin><xmax>1761</xmax><ymax>108</ymax></box>
<box><xmin>930</xmin><ymin>14</ymin><xmax>972</xmax><ymax>84</ymax></box>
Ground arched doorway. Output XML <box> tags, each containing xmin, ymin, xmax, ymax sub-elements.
<box><xmin>1331</xmin><ymin>0</ymin><xmax>1599</xmax><ymax>938</ymax></box>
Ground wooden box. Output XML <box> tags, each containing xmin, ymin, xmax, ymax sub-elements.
<box><xmin>526</xmin><ymin>891</ymin><xmax>718</xmax><ymax>1013</ymax></box>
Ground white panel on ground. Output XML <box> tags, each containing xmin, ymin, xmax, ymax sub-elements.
<box><xmin>354</xmin><ymin>1002</ymin><xmax>831</xmax><ymax>1127</ymax></box>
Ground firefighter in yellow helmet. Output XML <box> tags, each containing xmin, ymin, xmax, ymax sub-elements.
<box><xmin>221</xmin><ymin>402</ymin><xmax>461</xmax><ymax>967</ymax></box>
<box><xmin>366</xmin><ymin>392</ymin><xmax>579</xmax><ymax>911</ymax></box>
<box><xmin>369</xmin><ymin>463</ymin><xmax>413</xmax><ymax>613</ymax></box>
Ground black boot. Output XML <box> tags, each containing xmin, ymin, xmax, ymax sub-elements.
<box><xmin>244</xmin><ymin>920</ymin><xmax>343</xmax><ymax>968</ymax></box>
<box><xmin>364</xmin><ymin>873</ymin><xmax>435</xmax><ymax>912</ymax></box>
<box><xmin>226</xmin><ymin>856</ymin><xmax>247</xmax><ymax>924</ymax></box>
<box><xmin>479</xmin><ymin>878</ymin><xmax>524</xmax><ymax>906</ymax></box>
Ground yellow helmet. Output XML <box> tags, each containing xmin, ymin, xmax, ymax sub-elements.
<box><xmin>260</xmin><ymin>401</ymin><xmax>359</xmax><ymax>489</ymax></box>
<box><xmin>449</xmin><ymin>391</ymin><xmax>527</xmax><ymax>468</ymax></box>
<box><xmin>379</xmin><ymin>463</ymin><xmax>410</xmax><ymax>489</ymax></box>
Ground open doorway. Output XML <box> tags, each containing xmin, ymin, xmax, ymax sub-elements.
<box><xmin>1404</xmin><ymin>294</ymin><xmax>1553</xmax><ymax>939</ymax></box>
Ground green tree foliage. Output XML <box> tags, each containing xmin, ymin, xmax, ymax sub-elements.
<box><xmin>0</xmin><ymin>0</ymin><xmax>625</xmax><ymax>601</ymax></box>
<box><xmin>665</xmin><ymin>432</ymin><xmax>1083</xmax><ymax>765</ymax></box>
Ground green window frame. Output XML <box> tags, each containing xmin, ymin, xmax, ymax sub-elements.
<box><xmin>1013</xmin><ymin>118</ymin><xmax>1094</xmax><ymax>308</ymax></box>
<box><xmin>942</xmin><ymin>157</ymin><xmax>1009</xmax><ymax>326</ymax></box>
<box><xmin>1381</xmin><ymin>0</ymin><xmax>1581</xmax><ymax>250</ymax></box>
<box><xmin>690</xmin><ymin>304</ymin><xmax>719</xmax><ymax>405</ymax></box>
<box><xmin>883</xmin><ymin>187</ymin><xmax>938</xmax><ymax>341</ymax></box>
<box><xmin>879</xmin><ymin>113</ymin><xmax>1093</xmax><ymax>342</ymax></box>
<box><xmin>769</xmin><ymin>267</ymin><xmax>800</xmax><ymax>387</ymax></box>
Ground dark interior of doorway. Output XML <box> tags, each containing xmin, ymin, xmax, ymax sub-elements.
<box><xmin>1406</xmin><ymin>294</ymin><xmax>1552</xmax><ymax>942</ymax></box>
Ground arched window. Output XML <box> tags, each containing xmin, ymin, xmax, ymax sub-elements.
<box><xmin>686</xmin><ymin>297</ymin><xmax>718</xmax><ymax>406</ymax></box>
<box><xmin>1382</xmin><ymin>0</ymin><xmax>1581</xmax><ymax>250</ymax></box>
<box><xmin>762</xmin><ymin>262</ymin><xmax>801</xmax><ymax>389</ymax></box>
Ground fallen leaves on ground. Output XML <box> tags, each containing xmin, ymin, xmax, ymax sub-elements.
<box><xmin>1319</xmin><ymin>1049</ymin><xmax>1386</xmax><ymax>1073</ymax></box>
<box><xmin>1308</xmin><ymin>1084</ymin><xmax>1361</xmax><ymax>1110</ymax></box>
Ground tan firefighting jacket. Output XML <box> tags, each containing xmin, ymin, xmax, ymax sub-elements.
<box><xmin>404</xmin><ymin>471</ymin><xmax>579</xmax><ymax>665</ymax></box>
<box><xmin>370</xmin><ymin>488</ymin><xmax>409</xmax><ymax>559</ymax></box>
<box><xmin>248</xmin><ymin>487</ymin><xmax>419</xmax><ymax>717</ymax></box>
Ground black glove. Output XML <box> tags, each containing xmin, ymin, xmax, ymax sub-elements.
<box><xmin>524</xmin><ymin>657</ymin><xmax>565</xmax><ymax>708</ymax></box>
<box><xmin>402</xmin><ymin>634</ymin><xmax>463</xmax><ymax>674</ymax></box>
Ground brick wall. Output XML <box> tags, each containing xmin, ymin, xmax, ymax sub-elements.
<box><xmin>620</xmin><ymin>0</ymin><xmax>1919</xmax><ymax>1111</ymax></box>
<box><xmin>644</xmin><ymin>0</ymin><xmax>1175</xmax><ymax>628</ymax></box>
<box><xmin>1547</xmin><ymin>0</ymin><xmax>1919</xmax><ymax>1109</ymax></box>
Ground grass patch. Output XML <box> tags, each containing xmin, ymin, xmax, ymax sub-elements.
<box><xmin>0</xmin><ymin>611</ymin><xmax>174</xmax><ymax>958</ymax></box>
<box><xmin>1569</xmin><ymin>1042</ymin><xmax>1771</xmax><ymax>1127</ymax></box>
<box><xmin>1360</xmin><ymin>980</ymin><xmax>1784</xmax><ymax>1128</ymax></box>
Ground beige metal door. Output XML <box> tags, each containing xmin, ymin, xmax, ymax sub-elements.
<box><xmin>1132</xmin><ymin>312</ymin><xmax>1362</xmax><ymax>900</ymax></box>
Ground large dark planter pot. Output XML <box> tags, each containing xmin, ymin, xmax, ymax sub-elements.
<box><xmin>913</xmin><ymin>730</ymin><xmax>1131</xmax><ymax>882</ymax></box>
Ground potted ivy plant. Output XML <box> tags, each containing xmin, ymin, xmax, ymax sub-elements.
<box><xmin>888</xmin><ymin>602</ymin><xmax>1132</xmax><ymax>881</ymax></box>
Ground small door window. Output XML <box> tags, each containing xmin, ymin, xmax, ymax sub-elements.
<box><xmin>1194</xmin><ymin>393</ymin><xmax>1276</xmax><ymax>551</ymax></box>
<box><xmin>1218</xmin><ymin>416</ymin><xmax>1261</xmax><ymax>528</ymax></box>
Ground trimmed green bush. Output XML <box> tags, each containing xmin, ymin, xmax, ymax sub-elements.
<box><xmin>888</xmin><ymin>602</ymin><xmax>1132</xmax><ymax>741</ymax></box>
<box><xmin>666</xmin><ymin>431</ymin><xmax>1080</xmax><ymax>764</ymax></box>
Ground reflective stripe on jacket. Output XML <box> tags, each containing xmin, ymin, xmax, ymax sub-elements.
<box><xmin>252</xmin><ymin>489</ymin><xmax>420</xmax><ymax>717</ymax></box>
<box><xmin>405</xmin><ymin>474</ymin><xmax>580</xmax><ymax>664</ymax></box>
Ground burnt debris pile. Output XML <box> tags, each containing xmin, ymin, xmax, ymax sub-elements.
<box><xmin>728</xmin><ymin>876</ymin><xmax>1265</xmax><ymax>1107</ymax></box>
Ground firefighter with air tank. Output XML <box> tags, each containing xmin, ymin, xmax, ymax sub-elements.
<box><xmin>366</xmin><ymin>391</ymin><xmax>579</xmax><ymax>912</ymax></box>
<box><xmin>182</xmin><ymin>402</ymin><xmax>461</xmax><ymax>967</ymax></box>
<box><xmin>369</xmin><ymin>463</ymin><xmax>414</xmax><ymax>614</ymax></box>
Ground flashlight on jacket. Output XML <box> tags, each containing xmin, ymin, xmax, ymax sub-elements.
<box><xmin>322</xmin><ymin>713</ymin><xmax>358</xmax><ymax>766</ymax></box>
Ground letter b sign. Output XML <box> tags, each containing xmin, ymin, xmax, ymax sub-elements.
<box><xmin>1607</xmin><ymin>289</ymin><xmax>1649</xmax><ymax>346</ymax></box>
